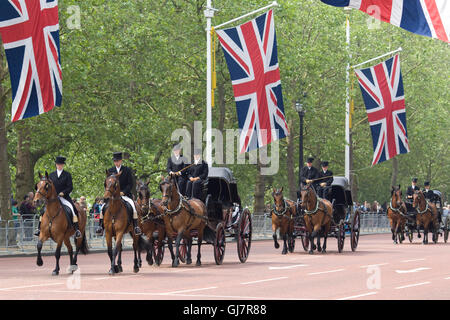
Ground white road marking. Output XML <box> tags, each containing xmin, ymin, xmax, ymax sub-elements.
<box><xmin>241</xmin><ymin>277</ymin><xmax>288</xmax><ymax>285</ymax></box>
<box><xmin>0</xmin><ymin>282</ymin><xmax>65</xmax><ymax>291</ymax></box>
<box><xmin>337</xmin><ymin>292</ymin><xmax>378</xmax><ymax>300</ymax></box>
<box><xmin>401</xmin><ymin>258</ymin><xmax>426</xmax><ymax>263</ymax></box>
<box><xmin>395</xmin><ymin>282</ymin><xmax>431</xmax><ymax>289</ymax></box>
<box><xmin>445</xmin><ymin>277</ymin><xmax>450</xmax><ymax>280</ymax></box>
<box><xmin>93</xmin><ymin>274</ymin><xmax>141</xmax><ymax>281</ymax></box>
<box><xmin>395</xmin><ymin>267</ymin><xmax>431</xmax><ymax>274</ymax></box>
<box><xmin>160</xmin><ymin>286</ymin><xmax>218</xmax><ymax>295</ymax></box>
<box><xmin>268</xmin><ymin>264</ymin><xmax>308</xmax><ymax>270</ymax></box>
<box><xmin>308</xmin><ymin>269</ymin><xmax>345</xmax><ymax>275</ymax></box>
<box><xmin>359</xmin><ymin>263</ymin><xmax>389</xmax><ymax>268</ymax></box>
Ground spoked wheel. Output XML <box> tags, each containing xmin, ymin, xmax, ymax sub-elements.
<box><xmin>152</xmin><ymin>239</ymin><xmax>165</xmax><ymax>266</ymax></box>
<box><xmin>214</xmin><ymin>223</ymin><xmax>226</xmax><ymax>265</ymax></box>
<box><xmin>300</xmin><ymin>230</ymin><xmax>309</xmax><ymax>252</ymax></box>
<box><xmin>179</xmin><ymin>238</ymin><xmax>187</xmax><ymax>263</ymax></box>
<box><xmin>237</xmin><ymin>208</ymin><xmax>252</xmax><ymax>263</ymax></box>
<box><xmin>407</xmin><ymin>228</ymin><xmax>414</xmax><ymax>243</ymax></box>
<box><xmin>350</xmin><ymin>210</ymin><xmax>360</xmax><ymax>252</ymax></box>
<box><xmin>337</xmin><ymin>221</ymin><xmax>345</xmax><ymax>253</ymax></box>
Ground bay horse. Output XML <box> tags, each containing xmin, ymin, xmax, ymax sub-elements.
<box><xmin>300</xmin><ymin>184</ymin><xmax>333</xmax><ymax>254</ymax></box>
<box><xmin>136</xmin><ymin>181</ymin><xmax>175</xmax><ymax>266</ymax></box>
<box><xmin>413</xmin><ymin>190</ymin><xmax>439</xmax><ymax>244</ymax></box>
<box><xmin>34</xmin><ymin>172</ymin><xmax>88</xmax><ymax>276</ymax></box>
<box><xmin>103</xmin><ymin>171</ymin><xmax>150</xmax><ymax>275</ymax></box>
<box><xmin>271</xmin><ymin>187</ymin><xmax>297</xmax><ymax>254</ymax></box>
<box><xmin>159</xmin><ymin>174</ymin><xmax>207</xmax><ymax>267</ymax></box>
<box><xmin>387</xmin><ymin>185</ymin><xmax>407</xmax><ymax>244</ymax></box>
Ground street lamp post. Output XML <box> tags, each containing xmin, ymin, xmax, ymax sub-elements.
<box><xmin>296</xmin><ymin>101</ymin><xmax>305</xmax><ymax>187</ymax></box>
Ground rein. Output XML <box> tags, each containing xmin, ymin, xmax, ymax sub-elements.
<box><xmin>272</xmin><ymin>199</ymin><xmax>293</xmax><ymax>219</ymax></box>
<box><xmin>416</xmin><ymin>199</ymin><xmax>430</xmax><ymax>215</ymax></box>
<box><xmin>389</xmin><ymin>199</ymin><xmax>407</xmax><ymax>217</ymax></box>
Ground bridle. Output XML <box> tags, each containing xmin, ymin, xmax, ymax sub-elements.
<box><xmin>104</xmin><ymin>176</ymin><xmax>121</xmax><ymax>201</ymax></box>
<box><xmin>413</xmin><ymin>191</ymin><xmax>429</xmax><ymax>215</ymax></box>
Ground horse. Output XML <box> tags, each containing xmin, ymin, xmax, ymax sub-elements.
<box><xmin>33</xmin><ymin>172</ymin><xmax>88</xmax><ymax>276</ymax></box>
<box><xmin>413</xmin><ymin>190</ymin><xmax>439</xmax><ymax>244</ymax></box>
<box><xmin>103</xmin><ymin>170</ymin><xmax>150</xmax><ymax>275</ymax></box>
<box><xmin>271</xmin><ymin>187</ymin><xmax>297</xmax><ymax>254</ymax></box>
<box><xmin>299</xmin><ymin>183</ymin><xmax>333</xmax><ymax>254</ymax></box>
<box><xmin>159</xmin><ymin>174</ymin><xmax>207</xmax><ymax>267</ymax></box>
<box><xmin>387</xmin><ymin>185</ymin><xmax>407</xmax><ymax>244</ymax></box>
<box><xmin>136</xmin><ymin>181</ymin><xmax>175</xmax><ymax>266</ymax></box>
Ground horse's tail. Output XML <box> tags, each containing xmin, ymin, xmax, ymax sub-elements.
<box><xmin>79</xmin><ymin>231</ymin><xmax>89</xmax><ymax>255</ymax></box>
<box><xmin>138</xmin><ymin>235</ymin><xmax>152</xmax><ymax>253</ymax></box>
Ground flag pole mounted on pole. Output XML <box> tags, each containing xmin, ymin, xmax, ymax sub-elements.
<box><xmin>344</xmin><ymin>7</ymin><xmax>351</xmax><ymax>183</ymax></box>
<box><xmin>351</xmin><ymin>47</ymin><xmax>403</xmax><ymax>69</ymax></box>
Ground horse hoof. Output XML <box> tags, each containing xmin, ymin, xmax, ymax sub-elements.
<box><xmin>139</xmin><ymin>262</ymin><xmax>142</xmax><ymax>268</ymax></box>
<box><xmin>67</xmin><ymin>265</ymin><xmax>78</xmax><ymax>274</ymax></box>
<box><xmin>317</xmin><ymin>247</ymin><xmax>322</xmax><ymax>253</ymax></box>
<box><xmin>133</xmin><ymin>266</ymin><xmax>139</xmax><ymax>273</ymax></box>
<box><xmin>36</xmin><ymin>258</ymin><xmax>43</xmax><ymax>267</ymax></box>
<box><xmin>282</xmin><ymin>250</ymin><xmax>287</xmax><ymax>255</ymax></box>
<box><xmin>196</xmin><ymin>260</ymin><xmax>201</xmax><ymax>267</ymax></box>
<box><xmin>309</xmin><ymin>251</ymin><xmax>314</xmax><ymax>255</ymax></box>
<box><xmin>172</xmin><ymin>260</ymin><xmax>179</xmax><ymax>268</ymax></box>
<box><xmin>322</xmin><ymin>249</ymin><xmax>327</xmax><ymax>254</ymax></box>
<box><xmin>274</xmin><ymin>243</ymin><xmax>280</xmax><ymax>249</ymax></box>
<box><xmin>52</xmin><ymin>270</ymin><xmax>59</xmax><ymax>276</ymax></box>
<box><xmin>186</xmin><ymin>258</ymin><xmax>192</xmax><ymax>265</ymax></box>
<box><xmin>117</xmin><ymin>266</ymin><xmax>123</xmax><ymax>273</ymax></box>
<box><xmin>109</xmin><ymin>268</ymin><xmax>115</xmax><ymax>275</ymax></box>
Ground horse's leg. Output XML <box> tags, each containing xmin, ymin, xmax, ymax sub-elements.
<box><xmin>272</xmin><ymin>220</ymin><xmax>279</xmax><ymax>249</ymax></box>
<box><xmin>64</xmin><ymin>237</ymin><xmax>76</xmax><ymax>273</ymax></box>
<box><xmin>132</xmin><ymin>233</ymin><xmax>139</xmax><ymax>273</ymax></box>
<box><xmin>36</xmin><ymin>234</ymin><xmax>48</xmax><ymax>267</ymax></box>
<box><xmin>316</xmin><ymin>226</ymin><xmax>322</xmax><ymax>253</ymax></box>
<box><xmin>52</xmin><ymin>239</ymin><xmax>63</xmax><ymax>276</ymax></box>
<box><xmin>281</xmin><ymin>226</ymin><xmax>288</xmax><ymax>255</ymax></box>
<box><xmin>147</xmin><ymin>234</ymin><xmax>154</xmax><ymax>266</ymax></box>
<box><xmin>196</xmin><ymin>228</ymin><xmax>204</xmax><ymax>267</ymax></box>
<box><xmin>167</xmin><ymin>236</ymin><xmax>175</xmax><ymax>264</ymax></box>
<box><xmin>116</xmin><ymin>234</ymin><xmax>124</xmax><ymax>273</ymax></box>
<box><xmin>186</xmin><ymin>237</ymin><xmax>193</xmax><ymax>265</ymax></box>
<box><xmin>172</xmin><ymin>231</ymin><xmax>183</xmax><ymax>268</ymax></box>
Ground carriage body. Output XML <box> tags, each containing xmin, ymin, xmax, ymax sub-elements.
<box><xmin>293</xmin><ymin>176</ymin><xmax>360</xmax><ymax>253</ymax></box>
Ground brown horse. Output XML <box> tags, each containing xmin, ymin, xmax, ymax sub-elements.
<box><xmin>387</xmin><ymin>185</ymin><xmax>407</xmax><ymax>244</ymax></box>
<box><xmin>103</xmin><ymin>171</ymin><xmax>150</xmax><ymax>275</ymax></box>
<box><xmin>413</xmin><ymin>190</ymin><xmax>439</xmax><ymax>244</ymax></box>
<box><xmin>300</xmin><ymin>184</ymin><xmax>333</xmax><ymax>254</ymax></box>
<box><xmin>136</xmin><ymin>181</ymin><xmax>175</xmax><ymax>266</ymax></box>
<box><xmin>159</xmin><ymin>174</ymin><xmax>207</xmax><ymax>267</ymax></box>
<box><xmin>271</xmin><ymin>187</ymin><xmax>297</xmax><ymax>254</ymax></box>
<box><xmin>34</xmin><ymin>172</ymin><xmax>88</xmax><ymax>276</ymax></box>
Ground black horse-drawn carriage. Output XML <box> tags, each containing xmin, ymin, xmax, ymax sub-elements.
<box><xmin>404</xmin><ymin>190</ymin><xmax>448</xmax><ymax>243</ymax></box>
<box><xmin>292</xmin><ymin>176</ymin><xmax>361</xmax><ymax>253</ymax></box>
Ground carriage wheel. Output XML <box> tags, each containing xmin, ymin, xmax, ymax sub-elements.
<box><xmin>152</xmin><ymin>239</ymin><xmax>165</xmax><ymax>266</ymax></box>
<box><xmin>407</xmin><ymin>228</ymin><xmax>414</xmax><ymax>243</ymax></box>
<box><xmin>179</xmin><ymin>238</ymin><xmax>187</xmax><ymax>263</ymax></box>
<box><xmin>337</xmin><ymin>221</ymin><xmax>345</xmax><ymax>253</ymax></box>
<box><xmin>237</xmin><ymin>208</ymin><xmax>252</xmax><ymax>263</ymax></box>
<box><xmin>350</xmin><ymin>210</ymin><xmax>360</xmax><ymax>252</ymax></box>
<box><xmin>300</xmin><ymin>231</ymin><xmax>309</xmax><ymax>252</ymax></box>
<box><xmin>214</xmin><ymin>223</ymin><xmax>226</xmax><ymax>265</ymax></box>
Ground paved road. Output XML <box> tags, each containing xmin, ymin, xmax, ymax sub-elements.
<box><xmin>0</xmin><ymin>234</ymin><xmax>449</xmax><ymax>300</ymax></box>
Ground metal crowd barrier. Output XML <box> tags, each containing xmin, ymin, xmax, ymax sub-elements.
<box><xmin>0</xmin><ymin>212</ymin><xmax>391</xmax><ymax>255</ymax></box>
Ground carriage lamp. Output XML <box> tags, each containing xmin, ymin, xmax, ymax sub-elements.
<box><xmin>296</xmin><ymin>101</ymin><xmax>305</xmax><ymax>187</ymax></box>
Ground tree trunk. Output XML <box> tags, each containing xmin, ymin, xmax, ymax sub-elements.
<box><xmin>15</xmin><ymin>123</ymin><xmax>35</xmax><ymax>203</ymax></box>
<box><xmin>253</xmin><ymin>160</ymin><xmax>266</xmax><ymax>215</ymax></box>
<box><xmin>0</xmin><ymin>42</ymin><xmax>12</xmax><ymax>221</ymax></box>
<box><xmin>391</xmin><ymin>157</ymin><xmax>398</xmax><ymax>187</ymax></box>
<box><xmin>286</xmin><ymin>120</ymin><xmax>296</xmax><ymax>200</ymax></box>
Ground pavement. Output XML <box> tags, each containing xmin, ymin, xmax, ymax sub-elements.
<box><xmin>0</xmin><ymin>233</ymin><xmax>449</xmax><ymax>300</ymax></box>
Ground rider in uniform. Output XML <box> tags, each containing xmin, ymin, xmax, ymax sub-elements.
<box><xmin>167</xmin><ymin>143</ymin><xmax>188</xmax><ymax>196</ymax></box>
<box><xmin>406</xmin><ymin>177</ymin><xmax>419</xmax><ymax>201</ymax></box>
<box><xmin>300</xmin><ymin>157</ymin><xmax>319</xmax><ymax>188</ymax></box>
<box><xmin>185</xmin><ymin>148</ymin><xmax>208</xmax><ymax>200</ymax></box>
<box><xmin>422</xmin><ymin>181</ymin><xmax>434</xmax><ymax>201</ymax></box>
<box><xmin>96</xmin><ymin>152</ymin><xmax>141</xmax><ymax>235</ymax></box>
<box><xmin>317</xmin><ymin>161</ymin><xmax>333</xmax><ymax>199</ymax></box>
<box><xmin>35</xmin><ymin>156</ymin><xmax>81</xmax><ymax>239</ymax></box>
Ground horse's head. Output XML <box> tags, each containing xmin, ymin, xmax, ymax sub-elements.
<box><xmin>104</xmin><ymin>170</ymin><xmax>122</xmax><ymax>200</ymax></box>
<box><xmin>137</xmin><ymin>181</ymin><xmax>150</xmax><ymax>214</ymax></box>
<box><xmin>390</xmin><ymin>185</ymin><xmax>402</xmax><ymax>207</ymax></box>
<box><xmin>412</xmin><ymin>190</ymin><xmax>423</xmax><ymax>208</ymax></box>
<box><xmin>160</xmin><ymin>176</ymin><xmax>174</xmax><ymax>207</ymax></box>
<box><xmin>34</xmin><ymin>171</ymin><xmax>56</xmax><ymax>205</ymax></box>
<box><xmin>272</xmin><ymin>187</ymin><xmax>285</xmax><ymax>211</ymax></box>
<box><xmin>300</xmin><ymin>183</ymin><xmax>315</xmax><ymax>210</ymax></box>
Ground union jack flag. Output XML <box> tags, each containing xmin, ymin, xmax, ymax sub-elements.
<box><xmin>355</xmin><ymin>55</ymin><xmax>410</xmax><ymax>166</ymax></box>
<box><xmin>216</xmin><ymin>10</ymin><xmax>289</xmax><ymax>153</ymax></box>
<box><xmin>0</xmin><ymin>0</ymin><xmax>62</xmax><ymax>122</ymax></box>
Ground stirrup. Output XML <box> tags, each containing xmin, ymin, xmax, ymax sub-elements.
<box><xmin>34</xmin><ymin>229</ymin><xmax>40</xmax><ymax>236</ymax></box>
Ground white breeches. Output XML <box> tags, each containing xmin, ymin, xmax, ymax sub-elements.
<box><xmin>59</xmin><ymin>197</ymin><xmax>78</xmax><ymax>222</ymax></box>
<box><xmin>122</xmin><ymin>196</ymin><xmax>138</xmax><ymax>219</ymax></box>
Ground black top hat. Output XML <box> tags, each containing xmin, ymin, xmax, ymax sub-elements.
<box><xmin>412</xmin><ymin>177</ymin><xmax>418</xmax><ymax>183</ymax></box>
<box><xmin>193</xmin><ymin>148</ymin><xmax>202</xmax><ymax>155</ymax></box>
<box><xmin>112</xmin><ymin>152</ymin><xmax>123</xmax><ymax>161</ymax></box>
<box><xmin>424</xmin><ymin>181</ymin><xmax>430</xmax><ymax>186</ymax></box>
<box><xmin>307</xmin><ymin>157</ymin><xmax>314</xmax><ymax>163</ymax></box>
<box><xmin>55</xmin><ymin>156</ymin><xmax>66</xmax><ymax>164</ymax></box>
<box><xmin>321</xmin><ymin>161</ymin><xmax>329</xmax><ymax>167</ymax></box>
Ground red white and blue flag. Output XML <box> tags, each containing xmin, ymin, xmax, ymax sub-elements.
<box><xmin>321</xmin><ymin>0</ymin><xmax>449</xmax><ymax>43</ymax></box>
<box><xmin>216</xmin><ymin>10</ymin><xmax>289</xmax><ymax>153</ymax></box>
<box><xmin>355</xmin><ymin>55</ymin><xmax>410</xmax><ymax>166</ymax></box>
<box><xmin>0</xmin><ymin>0</ymin><xmax>62</xmax><ymax>122</ymax></box>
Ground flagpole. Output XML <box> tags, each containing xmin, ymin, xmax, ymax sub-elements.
<box><xmin>351</xmin><ymin>47</ymin><xmax>403</xmax><ymax>69</ymax></box>
<box><xmin>205</xmin><ymin>1</ymin><xmax>216</xmax><ymax>168</ymax></box>
<box><xmin>214</xmin><ymin>1</ymin><xmax>279</xmax><ymax>30</ymax></box>
<box><xmin>345</xmin><ymin>8</ymin><xmax>351</xmax><ymax>183</ymax></box>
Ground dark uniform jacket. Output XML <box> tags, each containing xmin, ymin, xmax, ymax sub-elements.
<box><xmin>423</xmin><ymin>189</ymin><xmax>434</xmax><ymax>202</ymax></box>
<box><xmin>167</xmin><ymin>155</ymin><xmax>188</xmax><ymax>177</ymax></box>
<box><xmin>188</xmin><ymin>160</ymin><xmax>209</xmax><ymax>180</ymax></box>
<box><xmin>318</xmin><ymin>170</ymin><xmax>333</xmax><ymax>186</ymax></box>
<box><xmin>108</xmin><ymin>166</ymin><xmax>134</xmax><ymax>198</ymax></box>
<box><xmin>49</xmin><ymin>170</ymin><xmax>73</xmax><ymax>201</ymax></box>
<box><xmin>300</xmin><ymin>166</ymin><xmax>319</xmax><ymax>186</ymax></box>
<box><xmin>406</xmin><ymin>185</ymin><xmax>419</xmax><ymax>200</ymax></box>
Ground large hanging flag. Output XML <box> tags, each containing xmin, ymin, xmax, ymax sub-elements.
<box><xmin>320</xmin><ymin>0</ymin><xmax>449</xmax><ymax>43</ymax></box>
<box><xmin>0</xmin><ymin>0</ymin><xmax>62</xmax><ymax>122</ymax></box>
<box><xmin>355</xmin><ymin>54</ymin><xmax>410</xmax><ymax>166</ymax></box>
<box><xmin>216</xmin><ymin>10</ymin><xmax>289</xmax><ymax>153</ymax></box>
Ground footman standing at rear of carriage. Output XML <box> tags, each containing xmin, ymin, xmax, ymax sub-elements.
<box><xmin>186</xmin><ymin>149</ymin><xmax>208</xmax><ymax>200</ymax></box>
<box><xmin>96</xmin><ymin>152</ymin><xmax>141</xmax><ymax>235</ymax></box>
<box><xmin>35</xmin><ymin>156</ymin><xmax>81</xmax><ymax>239</ymax></box>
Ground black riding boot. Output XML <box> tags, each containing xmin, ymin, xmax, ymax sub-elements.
<box><xmin>73</xmin><ymin>222</ymin><xmax>82</xmax><ymax>239</ymax></box>
<box><xmin>96</xmin><ymin>219</ymin><xmax>104</xmax><ymax>235</ymax></box>
<box><xmin>133</xmin><ymin>218</ymin><xmax>142</xmax><ymax>236</ymax></box>
<box><xmin>34</xmin><ymin>221</ymin><xmax>41</xmax><ymax>236</ymax></box>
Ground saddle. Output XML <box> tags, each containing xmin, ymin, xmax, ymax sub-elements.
<box><xmin>102</xmin><ymin>199</ymin><xmax>134</xmax><ymax>224</ymax></box>
<box><xmin>59</xmin><ymin>202</ymin><xmax>74</xmax><ymax>228</ymax></box>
